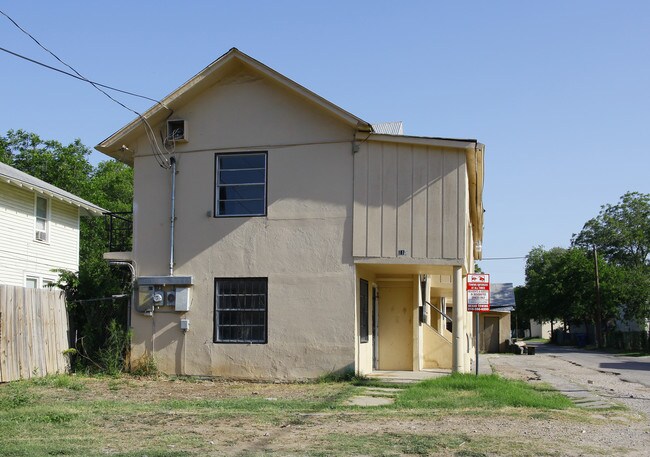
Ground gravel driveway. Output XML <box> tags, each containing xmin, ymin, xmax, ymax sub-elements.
<box><xmin>486</xmin><ymin>344</ymin><xmax>650</xmax><ymax>418</ymax></box>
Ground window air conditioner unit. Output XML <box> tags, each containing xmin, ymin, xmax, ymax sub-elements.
<box><xmin>167</xmin><ymin>119</ymin><xmax>187</xmax><ymax>142</ymax></box>
<box><xmin>35</xmin><ymin>230</ymin><xmax>47</xmax><ymax>242</ymax></box>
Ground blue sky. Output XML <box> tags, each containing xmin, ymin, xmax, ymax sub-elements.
<box><xmin>1</xmin><ymin>1</ymin><xmax>649</xmax><ymax>285</ymax></box>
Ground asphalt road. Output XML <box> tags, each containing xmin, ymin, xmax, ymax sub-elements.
<box><xmin>530</xmin><ymin>343</ymin><xmax>650</xmax><ymax>388</ymax></box>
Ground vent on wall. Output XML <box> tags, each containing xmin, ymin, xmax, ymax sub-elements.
<box><xmin>167</xmin><ymin>119</ymin><xmax>187</xmax><ymax>142</ymax></box>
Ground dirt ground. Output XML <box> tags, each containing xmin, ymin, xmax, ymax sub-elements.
<box><xmin>484</xmin><ymin>352</ymin><xmax>650</xmax><ymax>456</ymax></box>
<box><xmin>44</xmin><ymin>374</ymin><xmax>650</xmax><ymax>456</ymax></box>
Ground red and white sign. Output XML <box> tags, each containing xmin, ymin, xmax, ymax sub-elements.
<box><xmin>467</xmin><ymin>273</ymin><xmax>490</xmax><ymax>312</ymax></box>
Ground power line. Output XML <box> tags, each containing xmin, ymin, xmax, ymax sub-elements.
<box><xmin>0</xmin><ymin>9</ymin><xmax>174</xmax><ymax>168</ymax></box>
<box><xmin>0</xmin><ymin>46</ymin><xmax>165</xmax><ymax>106</ymax></box>
<box><xmin>480</xmin><ymin>256</ymin><xmax>528</xmax><ymax>260</ymax></box>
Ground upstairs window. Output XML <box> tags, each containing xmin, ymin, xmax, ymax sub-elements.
<box><xmin>35</xmin><ymin>196</ymin><xmax>49</xmax><ymax>242</ymax></box>
<box><xmin>214</xmin><ymin>152</ymin><xmax>267</xmax><ymax>217</ymax></box>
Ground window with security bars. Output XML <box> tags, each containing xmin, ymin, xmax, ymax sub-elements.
<box><xmin>214</xmin><ymin>278</ymin><xmax>268</xmax><ymax>343</ymax></box>
<box><xmin>214</xmin><ymin>152</ymin><xmax>267</xmax><ymax>217</ymax></box>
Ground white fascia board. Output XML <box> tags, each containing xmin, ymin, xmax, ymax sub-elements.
<box><xmin>357</xmin><ymin>133</ymin><xmax>477</xmax><ymax>150</ymax></box>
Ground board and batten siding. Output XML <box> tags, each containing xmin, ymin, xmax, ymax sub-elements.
<box><xmin>353</xmin><ymin>141</ymin><xmax>467</xmax><ymax>261</ymax></box>
<box><xmin>0</xmin><ymin>181</ymin><xmax>80</xmax><ymax>287</ymax></box>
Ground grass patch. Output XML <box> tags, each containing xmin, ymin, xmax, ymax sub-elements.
<box><xmin>0</xmin><ymin>383</ymin><xmax>38</xmax><ymax>409</ymax></box>
<box><xmin>396</xmin><ymin>373</ymin><xmax>573</xmax><ymax>410</ymax></box>
<box><xmin>28</xmin><ymin>374</ymin><xmax>86</xmax><ymax>391</ymax></box>
<box><xmin>316</xmin><ymin>369</ymin><xmax>358</xmax><ymax>383</ymax></box>
<box><xmin>309</xmin><ymin>432</ymin><xmax>470</xmax><ymax>456</ymax></box>
<box><xmin>0</xmin><ymin>373</ymin><xmax>618</xmax><ymax>457</ymax></box>
<box><xmin>308</xmin><ymin>432</ymin><xmax>557</xmax><ymax>457</ymax></box>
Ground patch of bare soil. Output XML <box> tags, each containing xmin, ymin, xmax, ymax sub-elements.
<box><xmin>59</xmin><ymin>375</ymin><xmax>343</xmax><ymax>403</ymax></box>
<box><xmin>22</xmin><ymin>374</ymin><xmax>650</xmax><ymax>456</ymax></box>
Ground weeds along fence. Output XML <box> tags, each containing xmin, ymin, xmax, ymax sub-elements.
<box><xmin>0</xmin><ymin>284</ymin><xmax>70</xmax><ymax>382</ymax></box>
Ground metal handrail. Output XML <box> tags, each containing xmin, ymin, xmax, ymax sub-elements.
<box><xmin>424</xmin><ymin>300</ymin><xmax>453</xmax><ymax>322</ymax></box>
<box><xmin>105</xmin><ymin>211</ymin><xmax>133</xmax><ymax>252</ymax></box>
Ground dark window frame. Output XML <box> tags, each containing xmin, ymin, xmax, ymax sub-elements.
<box><xmin>214</xmin><ymin>151</ymin><xmax>268</xmax><ymax>218</ymax></box>
<box><xmin>214</xmin><ymin>277</ymin><xmax>268</xmax><ymax>344</ymax></box>
<box><xmin>360</xmin><ymin>279</ymin><xmax>369</xmax><ymax>343</ymax></box>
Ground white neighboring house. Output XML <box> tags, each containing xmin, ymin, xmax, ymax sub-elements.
<box><xmin>0</xmin><ymin>162</ymin><xmax>106</xmax><ymax>288</ymax></box>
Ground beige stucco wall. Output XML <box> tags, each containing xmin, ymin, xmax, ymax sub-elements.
<box><xmin>128</xmin><ymin>64</ymin><xmax>359</xmax><ymax>380</ymax></box>
<box><xmin>423</xmin><ymin>324</ymin><xmax>452</xmax><ymax>369</ymax></box>
<box><xmin>118</xmin><ymin>58</ymin><xmax>481</xmax><ymax>379</ymax></box>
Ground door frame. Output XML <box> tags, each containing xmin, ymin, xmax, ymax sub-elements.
<box><xmin>372</xmin><ymin>285</ymin><xmax>379</xmax><ymax>370</ymax></box>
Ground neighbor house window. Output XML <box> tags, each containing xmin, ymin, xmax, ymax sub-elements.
<box><xmin>214</xmin><ymin>152</ymin><xmax>267</xmax><ymax>217</ymax></box>
<box><xmin>360</xmin><ymin>279</ymin><xmax>369</xmax><ymax>343</ymax></box>
<box><xmin>214</xmin><ymin>278</ymin><xmax>268</xmax><ymax>343</ymax></box>
<box><xmin>25</xmin><ymin>275</ymin><xmax>56</xmax><ymax>289</ymax></box>
<box><xmin>35</xmin><ymin>196</ymin><xmax>49</xmax><ymax>242</ymax></box>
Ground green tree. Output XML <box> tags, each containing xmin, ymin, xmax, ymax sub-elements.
<box><xmin>524</xmin><ymin>247</ymin><xmax>574</xmax><ymax>337</ymax></box>
<box><xmin>0</xmin><ymin>129</ymin><xmax>93</xmax><ymax>195</ymax></box>
<box><xmin>1</xmin><ymin>129</ymin><xmax>134</xmax><ymax>370</ymax></box>
<box><xmin>573</xmin><ymin>192</ymin><xmax>650</xmax><ymax>268</ymax></box>
<box><xmin>512</xmin><ymin>285</ymin><xmax>531</xmax><ymax>338</ymax></box>
<box><xmin>572</xmin><ymin>192</ymin><xmax>650</xmax><ymax>326</ymax></box>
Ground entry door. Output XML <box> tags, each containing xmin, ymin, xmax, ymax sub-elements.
<box><xmin>377</xmin><ymin>283</ymin><xmax>413</xmax><ymax>370</ymax></box>
<box><xmin>484</xmin><ymin>317</ymin><xmax>500</xmax><ymax>353</ymax></box>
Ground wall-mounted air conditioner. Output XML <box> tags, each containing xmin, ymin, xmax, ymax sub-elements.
<box><xmin>35</xmin><ymin>230</ymin><xmax>48</xmax><ymax>242</ymax></box>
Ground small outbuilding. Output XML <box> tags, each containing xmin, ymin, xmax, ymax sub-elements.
<box><xmin>479</xmin><ymin>283</ymin><xmax>515</xmax><ymax>353</ymax></box>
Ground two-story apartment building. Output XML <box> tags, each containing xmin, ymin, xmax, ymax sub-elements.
<box><xmin>97</xmin><ymin>48</ymin><xmax>485</xmax><ymax>380</ymax></box>
<box><xmin>0</xmin><ymin>162</ymin><xmax>105</xmax><ymax>287</ymax></box>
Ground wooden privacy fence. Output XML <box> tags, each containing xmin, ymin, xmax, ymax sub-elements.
<box><xmin>0</xmin><ymin>284</ymin><xmax>70</xmax><ymax>382</ymax></box>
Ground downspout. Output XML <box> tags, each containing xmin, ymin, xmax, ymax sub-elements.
<box><xmin>169</xmin><ymin>157</ymin><xmax>177</xmax><ymax>276</ymax></box>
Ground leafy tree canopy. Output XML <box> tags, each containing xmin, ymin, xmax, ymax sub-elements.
<box><xmin>521</xmin><ymin>192</ymin><xmax>650</xmax><ymax>347</ymax></box>
<box><xmin>1</xmin><ymin>129</ymin><xmax>134</xmax><ymax>370</ymax></box>
<box><xmin>573</xmin><ymin>192</ymin><xmax>650</xmax><ymax>268</ymax></box>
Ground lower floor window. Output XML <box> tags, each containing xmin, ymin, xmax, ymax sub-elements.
<box><xmin>214</xmin><ymin>277</ymin><xmax>268</xmax><ymax>343</ymax></box>
<box><xmin>25</xmin><ymin>274</ymin><xmax>56</xmax><ymax>289</ymax></box>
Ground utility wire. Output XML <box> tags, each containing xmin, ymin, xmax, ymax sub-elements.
<box><xmin>0</xmin><ymin>9</ymin><xmax>173</xmax><ymax>168</ymax></box>
<box><xmin>0</xmin><ymin>46</ymin><xmax>165</xmax><ymax>107</ymax></box>
<box><xmin>480</xmin><ymin>256</ymin><xmax>528</xmax><ymax>260</ymax></box>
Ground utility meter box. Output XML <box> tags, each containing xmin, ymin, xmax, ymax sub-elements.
<box><xmin>136</xmin><ymin>276</ymin><xmax>192</xmax><ymax>312</ymax></box>
<box><xmin>167</xmin><ymin>286</ymin><xmax>190</xmax><ymax>312</ymax></box>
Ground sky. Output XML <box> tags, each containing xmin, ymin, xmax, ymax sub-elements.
<box><xmin>1</xmin><ymin>1</ymin><xmax>649</xmax><ymax>286</ymax></box>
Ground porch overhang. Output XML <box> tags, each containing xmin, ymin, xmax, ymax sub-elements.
<box><xmin>353</xmin><ymin>258</ymin><xmax>465</xmax><ymax>275</ymax></box>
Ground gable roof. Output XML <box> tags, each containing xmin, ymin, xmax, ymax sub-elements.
<box><xmin>0</xmin><ymin>162</ymin><xmax>106</xmax><ymax>216</ymax></box>
<box><xmin>96</xmin><ymin>48</ymin><xmax>373</xmax><ymax>163</ymax></box>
